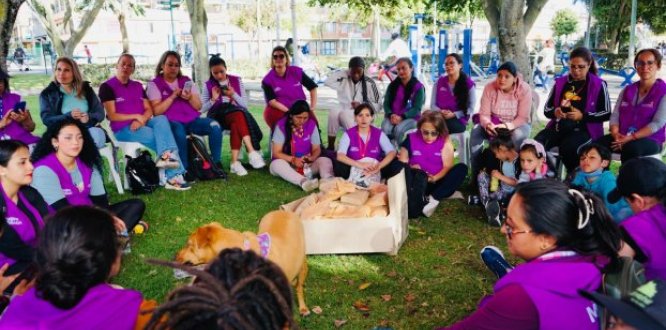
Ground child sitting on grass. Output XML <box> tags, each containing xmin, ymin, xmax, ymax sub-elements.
<box><xmin>477</xmin><ymin>132</ymin><xmax>519</xmax><ymax>227</ymax></box>
<box><xmin>570</xmin><ymin>143</ymin><xmax>632</xmax><ymax>222</ymax></box>
<box><xmin>517</xmin><ymin>139</ymin><xmax>552</xmax><ymax>184</ymax></box>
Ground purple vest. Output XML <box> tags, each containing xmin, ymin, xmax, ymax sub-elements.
<box><xmin>105</xmin><ymin>77</ymin><xmax>146</xmax><ymax>132</ymax></box>
<box><xmin>276</xmin><ymin>117</ymin><xmax>317</xmax><ymax>157</ymax></box>
<box><xmin>490</xmin><ymin>254</ymin><xmax>602</xmax><ymax>330</ymax></box>
<box><xmin>548</xmin><ymin>73</ymin><xmax>605</xmax><ymax>139</ymax></box>
<box><xmin>152</xmin><ymin>76</ymin><xmax>200</xmax><ymax>123</ymax></box>
<box><xmin>620</xmin><ymin>204</ymin><xmax>666</xmax><ymax>281</ymax></box>
<box><xmin>0</xmin><ymin>188</ymin><xmax>44</xmax><ymax>268</ymax></box>
<box><xmin>262</xmin><ymin>66</ymin><xmax>307</xmax><ymax>109</ymax></box>
<box><xmin>0</xmin><ymin>284</ymin><xmax>142</xmax><ymax>330</ymax></box>
<box><xmin>391</xmin><ymin>81</ymin><xmax>424</xmax><ymax>119</ymax></box>
<box><xmin>435</xmin><ymin>75</ymin><xmax>475</xmax><ymax>125</ymax></box>
<box><xmin>407</xmin><ymin>132</ymin><xmax>446</xmax><ymax>176</ymax></box>
<box><xmin>34</xmin><ymin>153</ymin><xmax>93</xmax><ymax>206</ymax></box>
<box><xmin>618</xmin><ymin>79</ymin><xmax>666</xmax><ymax>144</ymax></box>
<box><xmin>205</xmin><ymin>75</ymin><xmax>243</xmax><ymax>108</ymax></box>
<box><xmin>346</xmin><ymin>126</ymin><xmax>383</xmax><ymax>161</ymax></box>
<box><xmin>0</xmin><ymin>92</ymin><xmax>40</xmax><ymax>144</ymax></box>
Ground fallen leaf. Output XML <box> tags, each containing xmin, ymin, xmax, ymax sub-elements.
<box><xmin>358</xmin><ymin>282</ymin><xmax>371</xmax><ymax>291</ymax></box>
<box><xmin>352</xmin><ymin>300</ymin><xmax>371</xmax><ymax>312</ymax></box>
<box><xmin>175</xmin><ymin>217</ymin><xmax>182</xmax><ymax>222</ymax></box>
<box><xmin>379</xmin><ymin>319</ymin><xmax>389</xmax><ymax>327</ymax></box>
<box><xmin>334</xmin><ymin>319</ymin><xmax>347</xmax><ymax>328</ymax></box>
<box><xmin>405</xmin><ymin>293</ymin><xmax>416</xmax><ymax>302</ymax></box>
<box><xmin>387</xmin><ymin>270</ymin><xmax>397</xmax><ymax>278</ymax></box>
<box><xmin>148</xmin><ymin>269</ymin><xmax>158</xmax><ymax>277</ymax></box>
<box><xmin>311</xmin><ymin>306</ymin><xmax>323</xmax><ymax>314</ymax></box>
<box><xmin>381</xmin><ymin>294</ymin><xmax>392</xmax><ymax>302</ymax></box>
<box><xmin>421</xmin><ymin>302</ymin><xmax>429</xmax><ymax>307</ymax></box>
<box><xmin>347</xmin><ymin>279</ymin><xmax>355</xmax><ymax>286</ymax></box>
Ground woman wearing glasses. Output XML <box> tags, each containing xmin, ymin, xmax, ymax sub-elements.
<box><xmin>534</xmin><ymin>47</ymin><xmax>610</xmax><ymax>173</ymax></box>
<box><xmin>430</xmin><ymin>54</ymin><xmax>476</xmax><ymax>134</ymax></box>
<box><xmin>146</xmin><ymin>51</ymin><xmax>222</xmax><ymax>182</ymax></box>
<box><xmin>596</xmin><ymin>48</ymin><xmax>666</xmax><ymax>161</ymax></box>
<box><xmin>398</xmin><ymin>111</ymin><xmax>468</xmax><ymax>217</ymax></box>
<box><xmin>442</xmin><ymin>180</ymin><xmax>621</xmax><ymax>329</ymax></box>
<box><xmin>262</xmin><ymin>46</ymin><xmax>318</xmax><ymax>131</ymax></box>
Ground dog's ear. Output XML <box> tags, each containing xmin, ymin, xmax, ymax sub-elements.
<box><xmin>196</xmin><ymin>226</ymin><xmax>215</xmax><ymax>247</ymax></box>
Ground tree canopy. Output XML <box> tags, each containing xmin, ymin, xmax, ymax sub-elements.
<box><xmin>550</xmin><ymin>9</ymin><xmax>579</xmax><ymax>40</ymax></box>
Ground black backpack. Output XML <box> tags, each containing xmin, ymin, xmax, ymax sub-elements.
<box><xmin>187</xmin><ymin>135</ymin><xmax>226</xmax><ymax>181</ymax></box>
<box><xmin>598</xmin><ymin>256</ymin><xmax>646</xmax><ymax>329</ymax></box>
<box><xmin>125</xmin><ymin>150</ymin><xmax>160</xmax><ymax>194</ymax></box>
<box><xmin>404</xmin><ymin>166</ymin><xmax>429</xmax><ymax>219</ymax></box>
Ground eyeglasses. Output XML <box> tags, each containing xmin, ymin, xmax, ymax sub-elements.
<box><xmin>635</xmin><ymin>60</ymin><xmax>656</xmax><ymax>67</ymax></box>
<box><xmin>570</xmin><ymin>64</ymin><xmax>588</xmax><ymax>70</ymax></box>
<box><xmin>504</xmin><ymin>224</ymin><xmax>532</xmax><ymax>240</ymax></box>
<box><xmin>421</xmin><ymin>129</ymin><xmax>439</xmax><ymax>137</ymax></box>
<box><xmin>165</xmin><ymin>63</ymin><xmax>180</xmax><ymax>68</ymax></box>
<box><xmin>273</xmin><ymin>54</ymin><xmax>286</xmax><ymax>60</ymax></box>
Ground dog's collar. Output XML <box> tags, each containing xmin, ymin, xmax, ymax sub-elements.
<box><xmin>243</xmin><ymin>233</ymin><xmax>271</xmax><ymax>258</ymax></box>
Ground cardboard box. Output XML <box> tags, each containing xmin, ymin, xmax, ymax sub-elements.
<box><xmin>285</xmin><ymin>169</ymin><xmax>408</xmax><ymax>256</ymax></box>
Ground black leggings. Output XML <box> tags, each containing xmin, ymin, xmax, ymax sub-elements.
<box><xmin>445</xmin><ymin>118</ymin><xmax>467</xmax><ymax>134</ymax></box>
<box><xmin>534</xmin><ymin>127</ymin><xmax>591</xmax><ymax>173</ymax></box>
<box><xmin>108</xmin><ymin>199</ymin><xmax>145</xmax><ymax>230</ymax></box>
<box><xmin>428</xmin><ymin>163</ymin><xmax>468</xmax><ymax>200</ymax></box>
<box><xmin>596</xmin><ymin>134</ymin><xmax>662</xmax><ymax>162</ymax></box>
<box><xmin>333</xmin><ymin>158</ymin><xmax>404</xmax><ymax>180</ymax></box>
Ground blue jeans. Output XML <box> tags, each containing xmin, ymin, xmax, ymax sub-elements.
<box><xmin>89</xmin><ymin>127</ymin><xmax>107</xmax><ymax>149</ymax></box>
<box><xmin>114</xmin><ymin>115</ymin><xmax>185</xmax><ymax>180</ymax></box>
<box><xmin>170</xmin><ymin>118</ymin><xmax>222</xmax><ymax>169</ymax></box>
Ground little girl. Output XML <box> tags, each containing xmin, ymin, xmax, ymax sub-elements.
<box><xmin>517</xmin><ymin>139</ymin><xmax>552</xmax><ymax>183</ymax></box>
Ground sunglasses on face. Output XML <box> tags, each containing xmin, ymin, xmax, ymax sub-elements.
<box><xmin>273</xmin><ymin>54</ymin><xmax>286</xmax><ymax>60</ymax></box>
<box><xmin>635</xmin><ymin>60</ymin><xmax>656</xmax><ymax>67</ymax></box>
<box><xmin>421</xmin><ymin>129</ymin><xmax>439</xmax><ymax>137</ymax></box>
<box><xmin>570</xmin><ymin>64</ymin><xmax>588</xmax><ymax>70</ymax></box>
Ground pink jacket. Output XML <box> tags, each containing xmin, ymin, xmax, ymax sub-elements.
<box><xmin>479</xmin><ymin>77</ymin><xmax>532</xmax><ymax>130</ymax></box>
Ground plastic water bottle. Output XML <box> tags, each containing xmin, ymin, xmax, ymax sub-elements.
<box><xmin>303</xmin><ymin>163</ymin><xmax>313</xmax><ymax>180</ymax></box>
<box><xmin>490</xmin><ymin>177</ymin><xmax>500</xmax><ymax>192</ymax></box>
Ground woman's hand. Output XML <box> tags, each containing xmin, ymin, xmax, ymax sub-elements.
<box><xmin>170</xmin><ymin>88</ymin><xmax>182</xmax><ymax>100</ymax></box>
<box><xmin>79</xmin><ymin>113</ymin><xmax>90</xmax><ymax>124</ymax></box>
<box><xmin>554</xmin><ymin>107</ymin><xmax>566</xmax><ymax>119</ymax></box>
<box><xmin>427</xmin><ymin>175</ymin><xmax>436</xmax><ymax>183</ymax></box>
<box><xmin>112</xmin><ymin>216</ymin><xmax>127</xmax><ymax>233</ymax></box>
<box><xmin>70</xmin><ymin>109</ymin><xmax>83</xmax><ymax>120</ymax></box>
<box><xmin>180</xmin><ymin>88</ymin><xmax>192</xmax><ymax>101</ymax></box>
<box><xmin>441</xmin><ymin>110</ymin><xmax>456</xmax><ymax>119</ymax></box>
<box><xmin>0</xmin><ymin>264</ymin><xmax>18</xmax><ymax>293</ymax></box>
<box><xmin>565</xmin><ymin>107</ymin><xmax>583</xmax><ymax>121</ymax></box>
<box><xmin>0</xmin><ymin>113</ymin><xmax>13</xmax><ymax>129</ymax></box>
<box><xmin>363</xmin><ymin>163</ymin><xmax>380</xmax><ymax>176</ymax></box>
<box><xmin>9</xmin><ymin>110</ymin><xmax>29</xmax><ymax>123</ymax></box>
<box><xmin>211</xmin><ymin>86</ymin><xmax>221</xmax><ymax>102</ymax></box>
<box><xmin>410</xmin><ymin>164</ymin><xmax>422</xmax><ymax>170</ymax></box>
<box><xmin>290</xmin><ymin>157</ymin><xmax>304</xmax><ymax>169</ymax></box>
<box><xmin>223</xmin><ymin>86</ymin><xmax>235</xmax><ymax>97</ymax></box>
<box><xmin>491</xmin><ymin>169</ymin><xmax>502</xmax><ymax>178</ymax></box>
<box><xmin>611</xmin><ymin>134</ymin><xmax>633</xmax><ymax>151</ymax></box>
<box><xmin>390</xmin><ymin>114</ymin><xmax>403</xmax><ymax>125</ymax></box>
<box><xmin>485</xmin><ymin>123</ymin><xmax>497</xmax><ymax>136</ymax></box>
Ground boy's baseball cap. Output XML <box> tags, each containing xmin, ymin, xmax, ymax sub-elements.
<box><xmin>607</xmin><ymin>158</ymin><xmax>666</xmax><ymax>203</ymax></box>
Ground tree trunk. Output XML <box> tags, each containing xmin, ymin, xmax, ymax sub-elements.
<box><xmin>118</xmin><ymin>0</ymin><xmax>129</xmax><ymax>53</ymax></box>
<box><xmin>256</xmin><ymin>0</ymin><xmax>262</xmax><ymax>59</ymax></box>
<box><xmin>372</xmin><ymin>6</ymin><xmax>380</xmax><ymax>58</ymax></box>
<box><xmin>185</xmin><ymin>0</ymin><xmax>208</xmax><ymax>90</ymax></box>
<box><xmin>0</xmin><ymin>0</ymin><xmax>26</xmax><ymax>72</ymax></box>
<box><xmin>484</xmin><ymin>0</ymin><xmax>500</xmax><ymax>38</ymax></box>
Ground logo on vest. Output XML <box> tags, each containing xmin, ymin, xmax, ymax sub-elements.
<box><xmin>116</xmin><ymin>97</ymin><xmax>126</xmax><ymax>103</ymax></box>
<box><xmin>63</xmin><ymin>188</ymin><xmax>73</xmax><ymax>196</ymax></box>
<box><xmin>293</xmin><ymin>83</ymin><xmax>302</xmax><ymax>87</ymax></box>
<box><xmin>642</xmin><ymin>102</ymin><xmax>654</xmax><ymax>108</ymax></box>
<box><xmin>6</xmin><ymin>217</ymin><xmax>21</xmax><ymax>226</ymax></box>
<box><xmin>350</xmin><ymin>147</ymin><xmax>359</xmax><ymax>152</ymax></box>
<box><xmin>413</xmin><ymin>150</ymin><xmax>422</xmax><ymax>156</ymax></box>
<box><xmin>162</xmin><ymin>91</ymin><xmax>170</xmax><ymax>96</ymax></box>
<box><xmin>275</xmin><ymin>87</ymin><xmax>282</xmax><ymax>92</ymax></box>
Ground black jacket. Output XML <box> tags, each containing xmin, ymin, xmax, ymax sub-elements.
<box><xmin>39</xmin><ymin>81</ymin><xmax>105</xmax><ymax>128</ymax></box>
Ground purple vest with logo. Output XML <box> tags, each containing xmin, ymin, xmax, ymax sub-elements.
<box><xmin>618</xmin><ymin>79</ymin><xmax>666</xmax><ymax>144</ymax></box>
<box><xmin>408</xmin><ymin>132</ymin><xmax>446</xmax><ymax>176</ymax></box>
<box><xmin>620</xmin><ymin>204</ymin><xmax>666</xmax><ymax>281</ymax></box>
<box><xmin>490</xmin><ymin>254</ymin><xmax>602</xmax><ymax>330</ymax></box>
<box><xmin>105</xmin><ymin>77</ymin><xmax>146</xmax><ymax>132</ymax></box>
<box><xmin>205</xmin><ymin>75</ymin><xmax>243</xmax><ymax>108</ymax></box>
<box><xmin>152</xmin><ymin>75</ymin><xmax>200</xmax><ymax>123</ymax></box>
<box><xmin>34</xmin><ymin>153</ymin><xmax>93</xmax><ymax>206</ymax></box>
<box><xmin>0</xmin><ymin>284</ymin><xmax>142</xmax><ymax>330</ymax></box>
<box><xmin>548</xmin><ymin>73</ymin><xmax>605</xmax><ymax>139</ymax></box>
<box><xmin>0</xmin><ymin>188</ymin><xmax>44</xmax><ymax>268</ymax></box>
<box><xmin>0</xmin><ymin>92</ymin><xmax>40</xmax><ymax>144</ymax></box>
<box><xmin>262</xmin><ymin>66</ymin><xmax>307</xmax><ymax>109</ymax></box>
<box><xmin>435</xmin><ymin>75</ymin><xmax>475</xmax><ymax>125</ymax></box>
<box><xmin>391</xmin><ymin>81</ymin><xmax>424</xmax><ymax>119</ymax></box>
<box><xmin>276</xmin><ymin>117</ymin><xmax>317</xmax><ymax>157</ymax></box>
<box><xmin>346</xmin><ymin>126</ymin><xmax>383</xmax><ymax>161</ymax></box>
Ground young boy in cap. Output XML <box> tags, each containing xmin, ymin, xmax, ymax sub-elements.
<box><xmin>609</xmin><ymin>157</ymin><xmax>666</xmax><ymax>281</ymax></box>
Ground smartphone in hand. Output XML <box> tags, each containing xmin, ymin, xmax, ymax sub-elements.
<box><xmin>183</xmin><ymin>81</ymin><xmax>194</xmax><ymax>93</ymax></box>
<box><xmin>13</xmin><ymin>101</ymin><xmax>26</xmax><ymax>113</ymax></box>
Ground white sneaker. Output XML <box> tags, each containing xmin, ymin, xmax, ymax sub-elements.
<box><xmin>248</xmin><ymin>151</ymin><xmax>266</xmax><ymax>169</ymax></box>
<box><xmin>422</xmin><ymin>195</ymin><xmax>440</xmax><ymax>218</ymax></box>
<box><xmin>300</xmin><ymin>178</ymin><xmax>319</xmax><ymax>192</ymax></box>
<box><xmin>230</xmin><ymin>161</ymin><xmax>248</xmax><ymax>176</ymax></box>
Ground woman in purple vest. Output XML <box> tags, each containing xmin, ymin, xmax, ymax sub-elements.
<box><xmin>610</xmin><ymin>158</ymin><xmax>666</xmax><ymax>281</ymax></box>
<box><xmin>99</xmin><ymin>53</ymin><xmax>189</xmax><ymax>190</ymax></box>
<box><xmin>270</xmin><ymin>100</ymin><xmax>333</xmax><ymax>192</ymax></box>
<box><xmin>335</xmin><ymin>103</ymin><xmax>403</xmax><ymax>181</ymax></box>
<box><xmin>381</xmin><ymin>57</ymin><xmax>426</xmax><ymax>145</ymax></box>
<box><xmin>30</xmin><ymin>118</ymin><xmax>145</xmax><ymax>231</ymax></box>
<box><xmin>0</xmin><ymin>69</ymin><xmax>39</xmax><ymax>146</ymax></box>
<box><xmin>398</xmin><ymin>111</ymin><xmax>468</xmax><ymax>217</ymax></box>
<box><xmin>430</xmin><ymin>54</ymin><xmax>476</xmax><ymax>134</ymax></box>
<box><xmin>147</xmin><ymin>51</ymin><xmax>222</xmax><ymax>175</ymax></box>
<box><xmin>442</xmin><ymin>180</ymin><xmax>622</xmax><ymax>329</ymax></box>
<box><xmin>534</xmin><ymin>47</ymin><xmax>611</xmax><ymax>173</ymax></box>
<box><xmin>0</xmin><ymin>140</ymin><xmax>49</xmax><ymax>279</ymax></box>
<box><xmin>202</xmin><ymin>55</ymin><xmax>266</xmax><ymax>176</ymax></box>
<box><xmin>0</xmin><ymin>206</ymin><xmax>152</xmax><ymax>329</ymax></box>
<box><xmin>262</xmin><ymin>46</ymin><xmax>318</xmax><ymax>131</ymax></box>
<box><xmin>596</xmin><ymin>48</ymin><xmax>666</xmax><ymax>162</ymax></box>
<box><xmin>39</xmin><ymin>57</ymin><xmax>107</xmax><ymax>149</ymax></box>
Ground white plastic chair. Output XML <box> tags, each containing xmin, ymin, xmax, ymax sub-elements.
<box><xmin>100</xmin><ymin>121</ymin><xmax>151</xmax><ymax>192</ymax></box>
<box><xmin>450</xmin><ymin>131</ymin><xmax>471</xmax><ymax>166</ymax></box>
<box><xmin>98</xmin><ymin>144</ymin><xmax>124</xmax><ymax>194</ymax></box>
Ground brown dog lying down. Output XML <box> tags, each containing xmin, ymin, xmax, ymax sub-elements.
<box><xmin>175</xmin><ymin>210</ymin><xmax>310</xmax><ymax>315</ymax></box>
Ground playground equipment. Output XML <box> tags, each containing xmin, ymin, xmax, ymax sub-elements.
<box><xmin>555</xmin><ymin>52</ymin><xmax>636</xmax><ymax>87</ymax></box>
<box><xmin>436</xmin><ymin>28</ymin><xmax>486</xmax><ymax>80</ymax></box>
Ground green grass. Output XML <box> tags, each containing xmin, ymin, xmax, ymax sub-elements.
<box><xmin>8</xmin><ymin>74</ymin><xmax>527</xmax><ymax>328</ymax></box>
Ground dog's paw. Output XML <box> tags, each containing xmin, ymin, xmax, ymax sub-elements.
<box><xmin>299</xmin><ymin>307</ymin><xmax>311</xmax><ymax>317</ymax></box>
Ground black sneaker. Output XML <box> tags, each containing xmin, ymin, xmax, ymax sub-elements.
<box><xmin>183</xmin><ymin>172</ymin><xmax>196</xmax><ymax>183</ymax></box>
<box><xmin>485</xmin><ymin>200</ymin><xmax>501</xmax><ymax>227</ymax></box>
